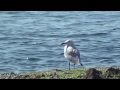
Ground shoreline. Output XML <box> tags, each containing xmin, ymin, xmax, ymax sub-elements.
<box><xmin>0</xmin><ymin>67</ymin><xmax>120</xmax><ymax>79</ymax></box>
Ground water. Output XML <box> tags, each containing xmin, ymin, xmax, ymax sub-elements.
<box><xmin>0</xmin><ymin>11</ymin><xmax>120</xmax><ymax>73</ymax></box>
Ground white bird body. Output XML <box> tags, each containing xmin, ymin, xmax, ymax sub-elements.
<box><xmin>64</xmin><ymin>45</ymin><xmax>80</xmax><ymax>65</ymax></box>
<box><xmin>61</xmin><ymin>40</ymin><xmax>82</xmax><ymax>70</ymax></box>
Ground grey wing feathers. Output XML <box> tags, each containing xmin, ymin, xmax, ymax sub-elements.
<box><xmin>74</xmin><ymin>49</ymin><xmax>81</xmax><ymax>60</ymax></box>
<box><xmin>68</xmin><ymin>48</ymin><xmax>80</xmax><ymax>59</ymax></box>
<box><xmin>73</xmin><ymin>49</ymin><xmax>83</xmax><ymax>66</ymax></box>
<box><xmin>67</xmin><ymin>47</ymin><xmax>83</xmax><ymax>66</ymax></box>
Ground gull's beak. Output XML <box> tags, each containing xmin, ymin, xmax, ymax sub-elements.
<box><xmin>61</xmin><ymin>42</ymin><xmax>65</xmax><ymax>45</ymax></box>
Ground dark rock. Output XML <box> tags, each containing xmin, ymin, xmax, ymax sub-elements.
<box><xmin>53</xmin><ymin>69</ymin><xmax>63</xmax><ymax>72</ymax></box>
<box><xmin>105</xmin><ymin>67</ymin><xmax>120</xmax><ymax>78</ymax></box>
<box><xmin>49</xmin><ymin>72</ymin><xmax>59</xmax><ymax>79</ymax></box>
<box><xmin>8</xmin><ymin>72</ymin><xmax>18</xmax><ymax>79</ymax></box>
<box><xmin>22</xmin><ymin>75</ymin><xmax>31</xmax><ymax>79</ymax></box>
<box><xmin>84</xmin><ymin>68</ymin><xmax>103</xmax><ymax>79</ymax></box>
<box><xmin>16</xmin><ymin>75</ymin><xmax>30</xmax><ymax>79</ymax></box>
<box><xmin>41</xmin><ymin>73</ymin><xmax>45</xmax><ymax>77</ymax></box>
<box><xmin>106</xmin><ymin>67</ymin><xmax>120</xmax><ymax>75</ymax></box>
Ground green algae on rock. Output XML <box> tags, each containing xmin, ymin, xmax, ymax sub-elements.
<box><xmin>0</xmin><ymin>67</ymin><xmax>120</xmax><ymax>79</ymax></box>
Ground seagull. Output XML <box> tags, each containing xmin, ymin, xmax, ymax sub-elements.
<box><xmin>61</xmin><ymin>40</ymin><xmax>83</xmax><ymax>70</ymax></box>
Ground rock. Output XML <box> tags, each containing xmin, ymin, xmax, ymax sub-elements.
<box><xmin>105</xmin><ymin>67</ymin><xmax>120</xmax><ymax>78</ymax></box>
<box><xmin>41</xmin><ymin>73</ymin><xmax>45</xmax><ymax>77</ymax></box>
<box><xmin>106</xmin><ymin>67</ymin><xmax>120</xmax><ymax>75</ymax></box>
<box><xmin>15</xmin><ymin>74</ymin><xmax>31</xmax><ymax>79</ymax></box>
<box><xmin>84</xmin><ymin>68</ymin><xmax>103</xmax><ymax>79</ymax></box>
<box><xmin>49</xmin><ymin>72</ymin><xmax>59</xmax><ymax>79</ymax></box>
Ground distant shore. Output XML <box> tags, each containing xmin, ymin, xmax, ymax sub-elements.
<box><xmin>0</xmin><ymin>67</ymin><xmax>120</xmax><ymax>79</ymax></box>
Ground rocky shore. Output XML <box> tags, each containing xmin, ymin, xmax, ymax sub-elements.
<box><xmin>0</xmin><ymin>67</ymin><xmax>120</xmax><ymax>79</ymax></box>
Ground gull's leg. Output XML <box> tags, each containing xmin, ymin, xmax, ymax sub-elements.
<box><xmin>74</xmin><ymin>64</ymin><xmax>75</xmax><ymax>70</ymax></box>
<box><xmin>69</xmin><ymin>62</ymin><xmax>70</xmax><ymax>71</ymax></box>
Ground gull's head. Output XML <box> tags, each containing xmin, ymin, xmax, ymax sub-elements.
<box><xmin>61</xmin><ymin>39</ymin><xmax>74</xmax><ymax>46</ymax></box>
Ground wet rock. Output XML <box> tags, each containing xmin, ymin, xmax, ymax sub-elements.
<box><xmin>105</xmin><ymin>67</ymin><xmax>120</xmax><ymax>78</ymax></box>
<box><xmin>0</xmin><ymin>72</ymin><xmax>18</xmax><ymax>79</ymax></box>
<box><xmin>106</xmin><ymin>67</ymin><xmax>120</xmax><ymax>75</ymax></box>
<box><xmin>84</xmin><ymin>68</ymin><xmax>103</xmax><ymax>79</ymax></box>
<box><xmin>8</xmin><ymin>72</ymin><xmax>18</xmax><ymax>79</ymax></box>
<box><xmin>52</xmin><ymin>69</ymin><xmax>63</xmax><ymax>72</ymax></box>
<box><xmin>49</xmin><ymin>72</ymin><xmax>59</xmax><ymax>79</ymax></box>
<box><xmin>0</xmin><ymin>72</ymin><xmax>31</xmax><ymax>79</ymax></box>
<box><xmin>14</xmin><ymin>75</ymin><xmax>30</xmax><ymax>79</ymax></box>
<box><xmin>41</xmin><ymin>73</ymin><xmax>45</xmax><ymax>77</ymax></box>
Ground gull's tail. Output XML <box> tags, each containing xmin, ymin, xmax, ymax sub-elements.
<box><xmin>78</xmin><ymin>56</ymin><xmax>83</xmax><ymax>66</ymax></box>
<box><xmin>77</xmin><ymin>61</ymin><xmax>83</xmax><ymax>66</ymax></box>
<box><xmin>80</xmin><ymin>63</ymin><xmax>83</xmax><ymax>66</ymax></box>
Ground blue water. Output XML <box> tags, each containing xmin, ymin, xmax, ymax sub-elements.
<box><xmin>0</xmin><ymin>11</ymin><xmax>120</xmax><ymax>73</ymax></box>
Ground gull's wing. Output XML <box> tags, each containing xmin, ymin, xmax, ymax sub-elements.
<box><xmin>67</xmin><ymin>46</ymin><xmax>83</xmax><ymax>66</ymax></box>
<box><xmin>67</xmin><ymin>47</ymin><xmax>80</xmax><ymax>58</ymax></box>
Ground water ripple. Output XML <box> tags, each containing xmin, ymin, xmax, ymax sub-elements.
<box><xmin>0</xmin><ymin>11</ymin><xmax>120</xmax><ymax>72</ymax></box>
